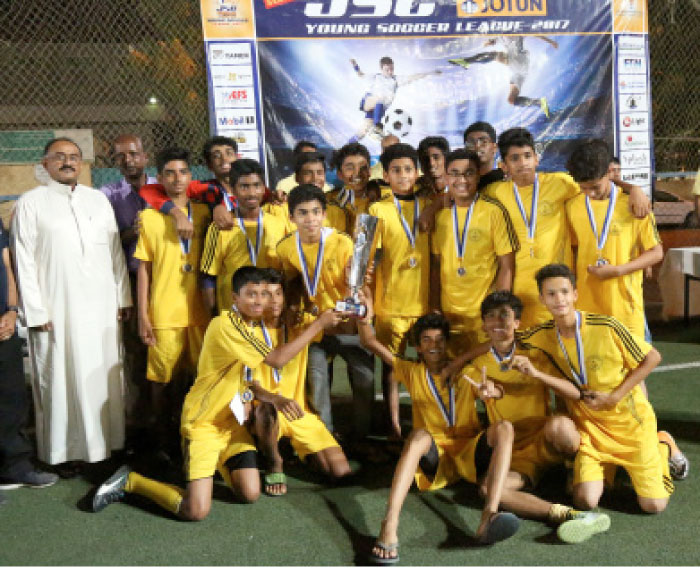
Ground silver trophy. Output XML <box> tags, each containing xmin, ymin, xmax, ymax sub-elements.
<box><xmin>336</xmin><ymin>213</ymin><xmax>379</xmax><ymax>317</ymax></box>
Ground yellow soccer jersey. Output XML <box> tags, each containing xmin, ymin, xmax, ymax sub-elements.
<box><xmin>200</xmin><ymin>213</ymin><xmax>286</xmax><ymax>312</ymax></box>
<box><xmin>431</xmin><ymin>196</ymin><xmax>519</xmax><ymax>324</ymax></box>
<box><xmin>276</xmin><ymin>229</ymin><xmax>352</xmax><ymax>313</ymax></box>
<box><xmin>484</xmin><ymin>172</ymin><xmax>579</xmax><ymax>328</ymax></box>
<box><xmin>329</xmin><ymin>187</ymin><xmax>393</xmax><ymax>233</ymax></box>
<box><xmin>134</xmin><ymin>203</ymin><xmax>210</xmax><ymax>328</ymax></box>
<box><xmin>566</xmin><ymin>188</ymin><xmax>661</xmax><ymax>338</ymax></box>
<box><xmin>369</xmin><ymin>196</ymin><xmax>431</xmax><ymax>318</ymax></box>
<box><xmin>519</xmin><ymin>312</ymin><xmax>656</xmax><ymax>455</ymax></box>
<box><xmin>181</xmin><ymin>310</ymin><xmax>271</xmax><ymax>439</ymax></box>
<box><xmin>264</xmin><ymin>202</ymin><xmax>347</xmax><ymax>234</ymax></box>
<box><xmin>463</xmin><ymin>346</ymin><xmax>550</xmax><ymax>428</ymax></box>
<box><xmin>393</xmin><ymin>358</ymin><xmax>480</xmax><ymax>444</ymax></box>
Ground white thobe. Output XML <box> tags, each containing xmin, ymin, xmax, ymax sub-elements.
<box><xmin>11</xmin><ymin>181</ymin><xmax>132</xmax><ymax>464</ymax></box>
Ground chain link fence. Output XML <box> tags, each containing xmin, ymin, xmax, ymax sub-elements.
<box><xmin>0</xmin><ymin>0</ymin><xmax>209</xmax><ymax>172</ymax></box>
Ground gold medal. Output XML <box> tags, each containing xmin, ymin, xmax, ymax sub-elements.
<box><xmin>408</xmin><ymin>256</ymin><xmax>417</xmax><ymax>268</ymax></box>
<box><xmin>457</xmin><ymin>267</ymin><xmax>466</xmax><ymax>277</ymax></box>
<box><xmin>596</xmin><ymin>257</ymin><xmax>609</xmax><ymax>266</ymax></box>
<box><xmin>182</xmin><ymin>262</ymin><xmax>193</xmax><ymax>273</ymax></box>
<box><xmin>311</xmin><ymin>305</ymin><xmax>320</xmax><ymax>316</ymax></box>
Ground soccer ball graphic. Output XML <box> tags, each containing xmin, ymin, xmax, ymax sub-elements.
<box><xmin>461</xmin><ymin>0</ymin><xmax>479</xmax><ymax>14</ymax></box>
<box><xmin>383</xmin><ymin>108</ymin><xmax>413</xmax><ymax>138</ymax></box>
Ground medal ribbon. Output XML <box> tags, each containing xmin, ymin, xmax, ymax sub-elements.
<box><xmin>451</xmin><ymin>194</ymin><xmax>478</xmax><ymax>261</ymax></box>
<box><xmin>512</xmin><ymin>174</ymin><xmax>539</xmax><ymax>241</ymax></box>
<box><xmin>556</xmin><ymin>311</ymin><xmax>587</xmax><ymax>387</ymax></box>
<box><xmin>425</xmin><ymin>368</ymin><xmax>455</xmax><ymax>428</ymax></box>
<box><xmin>260</xmin><ymin>322</ymin><xmax>282</xmax><ymax>384</ymax></box>
<box><xmin>295</xmin><ymin>227</ymin><xmax>332</xmax><ymax>300</ymax></box>
<box><xmin>393</xmin><ymin>195</ymin><xmax>420</xmax><ymax>249</ymax></box>
<box><xmin>490</xmin><ymin>342</ymin><xmax>516</xmax><ymax>367</ymax></box>
<box><xmin>584</xmin><ymin>182</ymin><xmax>617</xmax><ymax>256</ymax></box>
<box><xmin>179</xmin><ymin>201</ymin><xmax>192</xmax><ymax>256</ymax></box>
<box><xmin>223</xmin><ymin>193</ymin><xmax>235</xmax><ymax>212</ymax></box>
<box><xmin>338</xmin><ymin>188</ymin><xmax>355</xmax><ymax>209</ymax></box>
<box><xmin>236</xmin><ymin>209</ymin><xmax>264</xmax><ymax>265</ymax></box>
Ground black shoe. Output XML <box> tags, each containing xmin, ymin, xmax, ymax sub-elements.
<box><xmin>0</xmin><ymin>469</ymin><xmax>59</xmax><ymax>490</ymax></box>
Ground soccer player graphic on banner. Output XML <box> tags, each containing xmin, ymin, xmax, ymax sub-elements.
<box><xmin>449</xmin><ymin>36</ymin><xmax>558</xmax><ymax>118</ymax></box>
<box><xmin>349</xmin><ymin>56</ymin><xmax>441</xmax><ymax>143</ymax></box>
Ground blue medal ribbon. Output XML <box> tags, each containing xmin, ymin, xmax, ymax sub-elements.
<box><xmin>223</xmin><ymin>193</ymin><xmax>235</xmax><ymax>212</ymax></box>
<box><xmin>295</xmin><ymin>227</ymin><xmax>332</xmax><ymax>300</ymax></box>
<box><xmin>584</xmin><ymin>182</ymin><xmax>617</xmax><ymax>258</ymax></box>
<box><xmin>490</xmin><ymin>342</ymin><xmax>515</xmax><ymax>369</ymax></box>
<box><xmin>451</xmin><ymin>195</ymin><xmax>478</xmax><ymax>262</ymax></box>
<box><xmin>236</xmin><ymin>209</ymin><xmax>264</xmax><ymax>265</ymax></box>
<box><xmin>425</xmin><ymin>367</ymin><xmax>455</xmax><ymax>428</ymax></box>
<box><xmin>260</xmin><ymin>321</ymin><xmax>282</xmax><ymax>384</ymax></box>
<box><xmin>338</xmin><ymin>188</ymin><xmax>355</xmax><ymax>209</ymax></box>
<box><xmin>556</xmin><ymin>311</ymin><xmax>587</xmax><ymax>387</ymax></box>
<box><xmin>179</xmin><ymin>201</ymin><xmax>192</xmax><ymax>256</ymax></box>
<box><xmin>512</xmin><ymin>175</ymin><xmax>539</xmax><ymax>242</ymax></box>
<box><xmin>393</xmin><ymin>195</ymin><xmax>420</xmax><ymax>249</ymax></box>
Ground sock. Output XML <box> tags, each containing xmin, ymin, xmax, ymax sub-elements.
<box><xmin>125</xmin><ymin>472</ymin><xmax>185</xmax><ymax>514</ymax></box>
<box><xmin>372</xmin><ymin>103</ymin><xmax>385</xmax><ymax>125</ymax></box>
<box><xmin>513</xmin><ymin>96</ymin><xmax>539</xmax><ymax>107</ymax></box>
<box><xmin>548</xmin><ymin>503</ymin><xmax>574</xmax><ymax>524</ymax></box>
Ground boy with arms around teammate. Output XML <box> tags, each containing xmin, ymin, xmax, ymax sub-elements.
<box><xmin>276</xmin><ymin>185</ymin><xmax>375</xmax><ymax>446</ymax></box>
<box><xmin>92</xmin><ymin>267</ymin><xmax>347</xmax><ymax>519</ymax></box>
<box><xmin>565</xmin><ymin>140</ymin><xmax>663</xmax><ymax>340</ymax></box>
<box><xmin>200</xmin><ymin>159</ymin><xmax>287</xmax><ymax>315</ymax></box>
<box><xmin>246</xmin><ymin>269</ymin><xmax>352</xmax><ymax>495</ymax></box>
<box><xmin>517</xmin><ymin>264</ymin><xmax>683</xmax><ymax>513</ymax></box>
<box><xmin>358</xmin><ymin>290</ymin><xmax>520</xmax><ymax>563</ymax></box>
<box><xmin>430</xmin><ymin>149</ymin><xmax>518</xmax><ymax>356</ymax></box>
<box><xmin>134</xmin><ymin>147</ymin><xmax>211</xmax><ymax>459</ymax></box>
<box><xmin>463</xmin><ymin>291</ymin><xmax>610</xmax><ymax>544</ymax></box>
<box><xmin>484</xmin><ymin>128</ymin><xmax>650</xmax><ymax>328</ymax></box>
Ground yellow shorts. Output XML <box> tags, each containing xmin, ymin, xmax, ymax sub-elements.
<box><xmin>415</xmin><ymin>432</ymin><xmax>485</xmax><ymax>491</ymax></box>
<box><xmin>510</xmin><ymin>418</ymin><xmax>564</xmax><ymax>487</ymax></box>
<box><xmin>574</xmin><ymin>434</ymin><xmax>673</xmax><ymax>500</ymax></box>
<box><xmin>182</xmin><ymin>426</ymin><xmax>256</xmax><ymax>485</ymax></box>
<box><xmin>443</xmin><ymin>313</ymin><xmax>487</xmax><ymax>358</ymax></box>
<box><xmin>147</xmin><ymin>325</ymin><xmax>206</xmax><ymax>384</ymax></box>
<box><xmin>278</xmin><ymin>412</ymin><xmax>339</xmax><ymax>460</ymax></box>
<box><xmin>376</xmin><ymin>315</ymin><xmax>418</xmax><ymax>355</ymax></box>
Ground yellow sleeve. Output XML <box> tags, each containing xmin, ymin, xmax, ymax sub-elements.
<box><xmin>637</xmin><ymin>212</ymin><xmax>661</xmax><ymax>251</ymax></box>
<box><xmin>392</xmin><ymin>357</ymin><xmax>412</xmax><ymax>388</ymax></box>
<box><xmin>557</xmin><ymin>172</ymin><xmax>581</xmax><ymax>200</ymax></box>
<box><xmin>216</xmin><ymin>312</ymin><xmax>272</xmax><ymax>370</ymax></box>
<box><xmin>133</xmin><ymin>210</ymin><xmax>153</xmax><ymax>262</ymax></box>
<box><xmin>565</xmin><ymin>200</ymin><xmax>579</xmax><ymax>247</ymax></box>
<box><xmin>491</xmin><ymin>202</ymin><xmax>519</xmax><ymax>256</ymax></box>
<box><xmin>200</xmin><ymin>223</ymin><xmax>221</xmax><ymax>275</ymax></box>
<box><xmin>608</xmin><ymin>318</ymin><xmax>652</xmax><ymax>369</ymax></box>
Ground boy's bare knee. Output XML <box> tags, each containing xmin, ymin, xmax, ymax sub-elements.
<box><xmin>182</xmin><ymin>501</ymin><xmax>211</xmax><ymax>522</ymax></box>
<box><xmin>236</xmin><ymin>486</ymin><xmax>261</xmax><ymax>504</ymax></box>
<box><xmin>489</xmin><ymin>420</ymin><xmax>514</xmax><ymax>446</ymax></box>
<box><xmin>639</xmin><ymin>497</ymin><xmax>667</xmax><ymax>514</ymax></box>
<box><xmin>545</xmin><ymin>416</ymin><xmax>580</xmax><ymax>456</ymax></box>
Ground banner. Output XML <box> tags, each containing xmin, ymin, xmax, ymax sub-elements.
<box><xmin>201</xmin><ymin>0</ymin><xmax>652</xmax><ymax>193</ymax></box>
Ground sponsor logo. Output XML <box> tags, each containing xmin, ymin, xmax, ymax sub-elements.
<box><xmin>620</xmin><ymin>132</ymin><xmax>650</xmax><ymax>151</ymax></box>
<box><xmin>618</xmin><ymin>35</ymin><xmax>645</xmax><ymax>52</ymax></box>
<box><xmin>620</xmin><ymin>94</ymin><xmax>648</xmax><ymax>112</ymax></box>
<box><xmin>214</xmin><ymin>86</ymin><xmax>254</xmax><ymax>107</ymax></box>
<box><xmin>620</xmin><ymin>150</ymin><xmax>650</xmax><ymax>168</ymax></box>
<box><xmin>618</xmin><ymin>77</ymin><xmax>647</xmax><ymax>94</ymax></box>
<box><xmin>209</xmin><ymin>43</ymin><xmax>252</xmax><ymax>64</ymax></box>
<box><xmin>620</xmin><ymin>56</ymin><xmax>645</xmax><ymax>73</ymax></box>
<box><xmin>620</xmin><ymin>112</ymin><xmax>648</xmax><ymax>131</ymax></box>
<box><xmin>216</xmin><ymin>0</ymin><xmax>237</xmax><ymax>16</ymax></box>
<box><xmin>621</xmin><ymin>168</ymin><xmax>651</xmax><ymax>185</ymax></box>
<box><xmin>211</xmin><ymin>69</ymin><xmax>254</xmax><ymax>87</ymax></box>
<box><xmin>458</xmin><ymin>0</ymin><xmax>546</xmax><ymax>18</ymax></box>
<box><xmin>218</xmin><ymin>128</ymin><xmax>259</xmax><ymax>150</ymax></box>
<box><xmin>217</xmin><ymin>112</ymin><xmax>256</xmax><ymax>127</ymax></box>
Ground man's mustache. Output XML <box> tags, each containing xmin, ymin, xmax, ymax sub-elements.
<box><xmin>59</xmin><ymin>166</ymin><xmax>75</xmax><ymax>172</ymax></box>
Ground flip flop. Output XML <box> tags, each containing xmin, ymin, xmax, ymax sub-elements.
<box><xmin>369</xmin><ymin>540</ymin><xmax>399</xmax><ymax>565</ymax></box>
<box><xmin>478</xmin><ymin>512</ymin><xmax>520</xmax><ymax>545</ymax></box>
<box><xmin>263</xmin><ymin>472</ymin><xmax>287</xmax><ymax>497</ymax></box>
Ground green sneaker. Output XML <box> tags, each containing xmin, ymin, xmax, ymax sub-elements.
<box><xmin>557</xmin><ymin>511</ymin><xmax>610</xmax><ymax>544</ymax></box>
<box><xmin>448</xmin><ymin>58</ymin><xmax>471</xmax><ymax>70</ymax></box>
<box><xmin>540</xmin><ymin>97</ymin><xmax>550</xmax><ymax>118</ymax></box>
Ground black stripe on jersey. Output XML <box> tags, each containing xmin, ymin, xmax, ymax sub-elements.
<box><xmin>481</xmin><ymin>195</ymin><xmax>521</xmax><ymax>252</ymax></box>
<box><xmin>228</xmin><ymin>312</ymin><xmax>271</xmax><ymax>356</ymax></box>
<box><xmin>663</xmin><ymin>475</ymin><xmax>675</xmax><ymax>494</ymax></box>
<box><xmin>585</xmin><ymin>314</ymin><xmax>646</xmax><ymax>363</ymax></box>
<box><xmin>200</xmin><ymin>223</ymin><xmax>220</xmax><ymax>273</ymax></box>
<box><xmin>517</xmin><ymin>320</ymin><xmax>556</xmax><ymax>343</ymax></box>
<box><xmin>518</xmin><ymin>340</ymin><xmax>579</xmax><ymax>390</ymax></box>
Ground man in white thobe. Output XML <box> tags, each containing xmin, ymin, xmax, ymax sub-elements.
<box><xmin>12</xmin><ymin>137</ymin><xmax>132</xmax><ymax>468</ymax></box>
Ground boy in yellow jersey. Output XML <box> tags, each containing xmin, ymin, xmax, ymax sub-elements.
<box><xmin>329</xmin><ymin>142</ymin><xmax>392</xmax><ymax>233</ymax></box>
<box><xmin>463</xmin><ymin>291</ymin><xmax>610</xmax><ymax>544</ymax></box>
<box><xmin>92</xmin><ymin>267</ymin><xmax>348</xmax><ymax>519</ymax></box>
<box><xmin>484</xmin><ymin>128</ymin><xmax>651</xmax><ymax>329</ymax></box>
<box><xmin>369</xmin><ymin>143</ymin><xmax>430</xmax><ymax>439</ymax></box>
<box><xmin>276</xmin><ymin>184</ymin><xmax>375</xmax><ymax>448</ymax></box>
<box><xmin>516</xmin><ymin>264</ymin><xmax>687</xmax><ymax>514</ymax></box>
<box><xmin>358</xmin><ymin>291</ymin><xmax>520</xmax><ymax>564</ymax></box>
<box><xmin>245</xmin><ymin>269</ymin><xmax>352</xmax><ymax>495</ymax></box>
<box><xmin>134</xmin><ymin>147</ymin><xmax>211</xmax><ymax>459</ymax></box>
<box><xmin>430</xmin><ymin>149</ymin><xmax>517</xmax><ymax>356</ymax></box>
<box><xmin>265</xmin><ymin>152</ymin><xmax>348</xmax><ymax>234</ymax></box>
<box><xmin>200</xmin><ymin>159</ymin><xmax>286</xmax><ymax>315</ymax></box>
<box><xmin>565</xmin><ymin>140</ymin><xmax>663</xmax><ymax>340</ymax></box>
<box><xmin>275</xmin><ymin>140</ymin><xmax>333</xmax><ymax>195</ymax></box>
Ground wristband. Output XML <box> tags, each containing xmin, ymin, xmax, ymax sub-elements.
<box><xmin>6</xmin><ymin>305</ymin><xmax>19</xmax><ymax>313</ymax></box>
